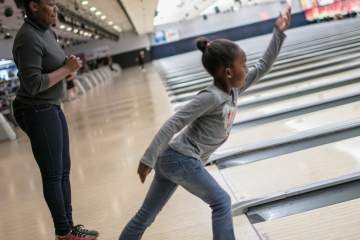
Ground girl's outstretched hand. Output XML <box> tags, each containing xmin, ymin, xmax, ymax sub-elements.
<box><xmin>138</xmin><ymin>162</ymin><xmax>152</xmax><ymax>183</ymax></box>
<box><xmin>275</xmin><ymin>6</ymin><xmax>292</xmax><ymax>32</ymax></box>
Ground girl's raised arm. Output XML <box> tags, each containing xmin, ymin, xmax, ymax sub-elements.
<box><xmin>241</xmin><ymin>6</ymin><xmax>291</xmax><ymax>92</ymax></box>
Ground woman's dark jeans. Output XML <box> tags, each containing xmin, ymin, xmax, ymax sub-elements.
<box><xmin>14</xmin><ymin>103</ymin><xmax>73</xmax><ymax>236</ymax></box>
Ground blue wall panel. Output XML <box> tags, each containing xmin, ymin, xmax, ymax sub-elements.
<box><xmin>151</xmin><ymin>12</ymin><xmax>310</xmax><ymax>60</ymax></box>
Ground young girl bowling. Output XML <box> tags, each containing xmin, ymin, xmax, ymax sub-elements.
<box><xmin>120</xmin><ymin>7</ymin><xmax>292</xmax><ymax>240</ymax></box>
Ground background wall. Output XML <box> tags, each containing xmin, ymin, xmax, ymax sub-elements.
<box><xmin>151</xmin><ymin>1</ymin><xmax>303</xmax><ymax>45</ymax></box>
<box><xmin>65</xmin><ymin>31</ymin><xmax>151</xmax><ymax>56</ymax></box>
<box><xmin>154</xmin><ymin>17</ymin><xmax>360</xmax><ymax>71</ymax></box>
<box><xmin>64</xmin><ymin>31</ymin><xmax>152</xmax><ymax>68</ymax></box>
<box><xmin>150</xmin><ymin>12</ymin><xmax>309</xmax><ymax>59</ymax></box>
<box><xmin>0</xmin><ymin>40</ymin><xmax>14</xmax><ymax>60</ymax></box>
<box><xmin>0</xmin><ymin>30</ymin><xmax>17</xmax><ymax>60</ymax></box>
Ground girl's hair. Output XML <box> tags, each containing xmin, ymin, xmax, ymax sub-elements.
<box><xmin>22</xmin><ymin>0</ymin><xmax>41</xmax><ymax>16</ymax></box>
<box><xmin>196</xmin><ymin>37</ymin><xmax>241</xmax><ymax>77</ymax></box>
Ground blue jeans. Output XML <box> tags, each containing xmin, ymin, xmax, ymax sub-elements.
<box><xmin>13</xmin><ymin>101</ymin><xmax>73</xmax><ymax>236</ymax></box>
<box><xmin>119</xmin><ymin>147</ymin><xmax>235</xmax><ymax>240</ymax></box>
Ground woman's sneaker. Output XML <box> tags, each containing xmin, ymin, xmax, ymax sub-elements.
<box><xmin>72</xmin><ymin>224</ymin><xmax>99</xmax><ymax>238</ymax></box>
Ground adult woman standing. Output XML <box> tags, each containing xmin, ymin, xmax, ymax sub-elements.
<box><xmin>12</xmin><ymin>1</ymin><xmax>98</xmax><ymax>239</ymax></box>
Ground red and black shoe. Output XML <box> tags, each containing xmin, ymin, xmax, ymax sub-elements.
<box><xmin>72</xmin><ymin>224</ymin><xmax>99</xmax><ymax>238</ymax></box>
<box><xmin>56</xmin><ymin>232</ymin><xmax>96</xmax><ymax>240</ymax></box>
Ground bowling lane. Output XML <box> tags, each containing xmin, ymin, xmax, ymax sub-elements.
<box><xmin>237</xmin><ymin>67</ymin><xmax>360</xmax><ymax>106</ymax></box>
<box><xmin>166</xmin><ymin>42</ymin><xmax>360</xmax><ymax>93</ymax></box>
<box><xmin>246</xmin><ymin>59</ymin><xmax>360</xmax><ymax>95</ymax></box>
<box><xmin>168</xmin><ymin>77</ymin><xmax>211</xmax><ymax>92</ymax></box>
<box><xmin>220</xmin><ymin>136</ymin><xmax>360</xmax><ymax>202</ymax></box>
<box><xmin>161</xmin><ymin>29</ymin><xmax>360</xmax><ymax>84</ymax></box>
<box><xmin>170</xmin><ymin>59</ymin><xmax>360</xmax><ymax>104</ymax></box>
<box><xmin>270</xmin><ymin>39</ymin><xmax>360</xmax><ymax>72</ymax></box>
<box><xmin>173</xmin><ymin>61</ymin><xmax>360</xmax><ymax>106</ymax></box>
<box><xmin>253</xmin><ymin>198</ymin><xmax>360</xmax><ymax>240</ymax></box>
<box><xmin>234</xmin><ymin>83</ymin><xmax>360</xmax><ymax>125</ymax></box>
<box><xmin>172</xmin><ymin>67</ymin><xmax>360</xmax><ymax>110</ymax></box>
<box><xmin>160</xmin><ymin>28</ymin><xmax>360</xmax><ymax>79</ymax></box>
<box><xmin>166</xmin><ymin>71</ymin><xmax>209</xmax><ymax>84</ymax></box>
<box><xmin>215</xmin><ymin>100</ymin><xmax>360</xmax><ymax>154</ymax></box>
<box><xmin>234</xmin><ymin>80</ymin><xmax>360</xmax><ymax>124</ymax></box>
<box><xmin>263</xmin><ymin>48</ymin><xmax>360</xmax><ymax>80</ymax></box>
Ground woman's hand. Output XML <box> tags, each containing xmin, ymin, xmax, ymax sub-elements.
<box><xmin>66</xmin><ymin>71</ymin><xmax>78</xmax><ymax>81</ymax></box>
<box><xmin>65</xmin><ymin>55</ymin><xmax>82</xmax><ymax>73</ymax></box>
<box><xmin>275</xmin><ymin>6</ymin><xmax>292</xmax><ymax>32</ymax></box>
<box><xmin>137</xmin><ymin>162</ymin><xmax>152</xmax><ymax>183</ymax></box>
<box><xmin>48</xmin><ymin>56</ymin><xmax>81</xmax><ymax>88</ymax></box>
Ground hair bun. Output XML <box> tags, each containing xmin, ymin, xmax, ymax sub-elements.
<box><xmin>195</xmin><ymin>37</ymin><xmax>209</xmax><ymax>53</ymax></box>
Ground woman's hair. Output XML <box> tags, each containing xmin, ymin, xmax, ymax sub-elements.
<box><xmin>22</xmin><ymin>0</ymin><xmax>41</xmax><ymax>16</ymax></box>
<box><xmin>196</xmin><ymin>37</ymin><xmax>242</xmax><ymax>77</ymax></box>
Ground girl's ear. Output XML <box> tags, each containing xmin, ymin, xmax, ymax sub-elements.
<box><xmin>225</xmin><ymin>67</ymin><xmax>233</xmax><ymax>79</ymax></box>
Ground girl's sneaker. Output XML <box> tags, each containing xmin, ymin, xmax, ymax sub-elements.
<box><xmin>72</xmin><ymin>224</ymin><xmax>99</xmax><ymax>238</ymax></box>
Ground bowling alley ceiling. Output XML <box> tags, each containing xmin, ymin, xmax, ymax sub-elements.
<box><xmin>61</xmin><ymin>0</ymin><xmax>159</xmax><ymax>35</ymax></box>
<box><xmin>0</xmin><ymin>0</ymin><xmax>280</xmax><ymax>39</ymax></box>
<box><xmin>120</xmin><ymin>0</ymin><xmax>159</xmax><ymax>34</ymax></box>
<box><xmin>66</xmin><ymin>0</ymin><xmax>133</xmax><ymax>33</ymax></box>
<box><xmin>0</xmin><ymin>0</ymin><xmax>132</xmax><ymax>42</ymax></box>
<box><xmin>154</xmin><ymin>0</ymin><xmax>277</xmax><ymax>26</ymax></box>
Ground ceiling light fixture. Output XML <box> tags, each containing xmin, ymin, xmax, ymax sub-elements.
<box><xmin>114</xmin><ymin>25</ymin><xmax>122</xmax><ymax>32</ymax></box>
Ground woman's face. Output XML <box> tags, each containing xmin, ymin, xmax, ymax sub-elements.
<box><xmin>30</xmin><ymin>0</ymin><xmax>58</xmax><ymax>26</ymax></box>
<box><xmin>227</xmin><ymin>49</ymin><xmax>248</xmax><ymax>89</ymax></box>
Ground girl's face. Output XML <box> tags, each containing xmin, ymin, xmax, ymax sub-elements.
<box><xmin>226</xmin><ymin>49</ymin><xmax>248</xmax><ymax>89</ymax></box>
<box><xmin>31</xmin><ymin>0</ymin><xmax>58</xmax><ymax>26</ymax></box>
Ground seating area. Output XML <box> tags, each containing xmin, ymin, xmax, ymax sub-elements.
<box><xmin>0</xmin><ymin>63</ymin><xmax>122</xmax><ymax>142</ymax></box>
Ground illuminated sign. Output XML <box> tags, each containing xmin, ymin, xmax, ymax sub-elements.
<box><xmin>301</xmin><ymin>0</ymin><xmax>360</xmax><ymax>21</ymax></box>
<box><xmin>318</xmin><ymin>0</ymin><xmax>335</xmax><ymax>6</ymax></box>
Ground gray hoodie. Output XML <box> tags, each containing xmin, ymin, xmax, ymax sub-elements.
<box><xmin>141</xmin><ymin>29</ymin><xmax>286</xmax><ymax>168</ymax></box>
